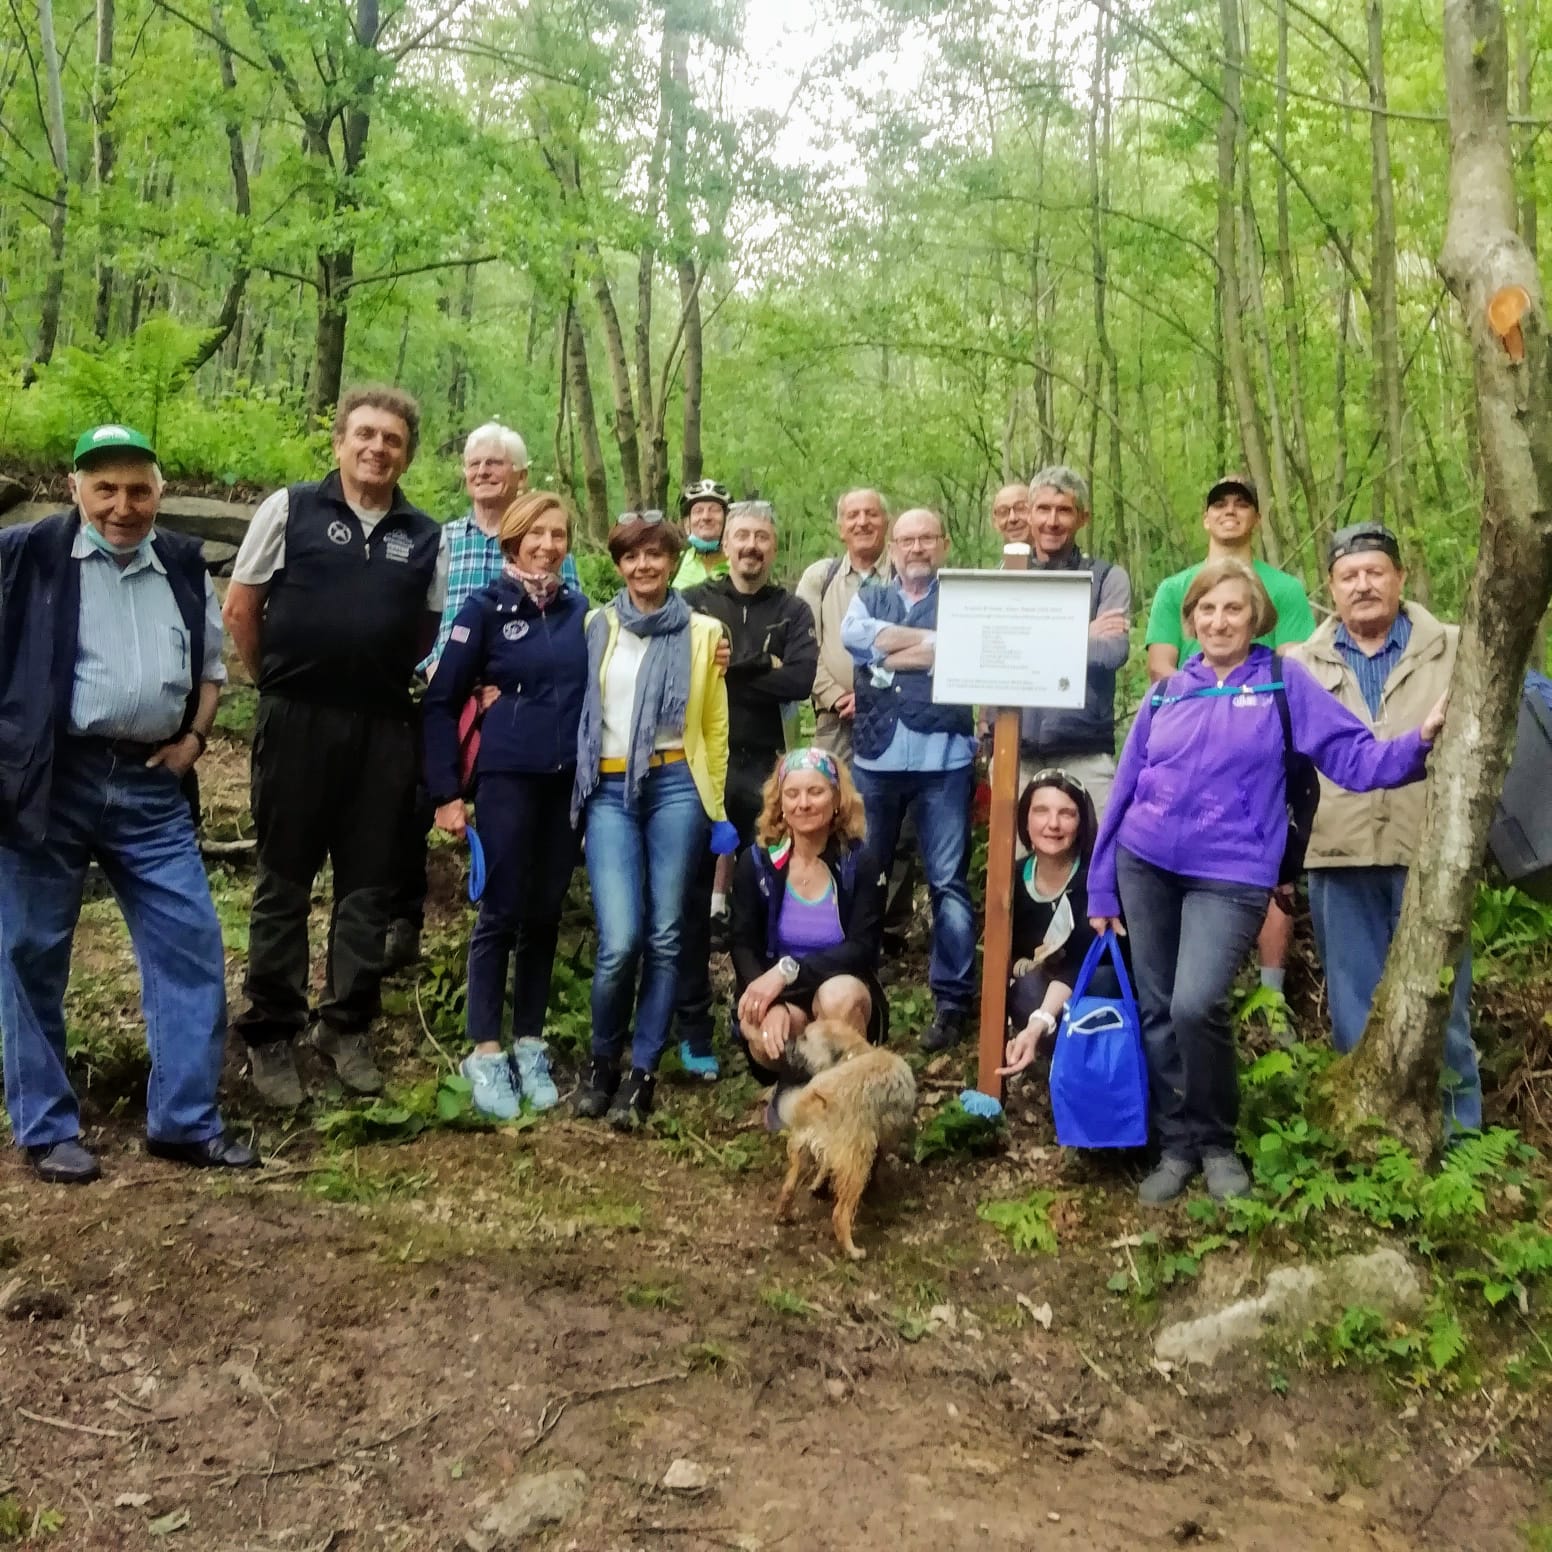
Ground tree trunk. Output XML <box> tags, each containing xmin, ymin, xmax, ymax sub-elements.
<box><xmin>311</xmin><ymin>250</ymin><xmax>352</xmax><ymax>418</ymax></box>
<box><xmin>1333</xmin><ymin>275</ymin><xmax>1352</xmax><ymax>509</ymax></box>
<box><xmin>23</xmin><ymin>0</ymin><xmax>70</xmax><ymax>384</ymax></box>
<box><xmin>666</xmin><ymin>28</ymin><xmax>702</xmax><ymax>492</ymax></box>
<box><xmin>565</xmin><ymin>301</ymin><xmax>611</xmax><ymax>541</ymax></box>
<box><xmin>92</xmin><ymin>0</ymin><xmax>116</xmax><ymax>339</ymax></box>
<box><xmin>1516</xmin><ymin>0</ymin><xmax>1537</xmax><ymax>254</ymax></box>
<box><xmin>636</xmin><ymin>25</ymin><xmax>673</xmax><ymax>510</ymax></box>
<box><xmin>591</xmin><ymin>261</ymin><xmax>645</xmax><ymax>510</ymax></box>
<box><xmin>1089</xmin><ymin>9</ymin><xmax>1125</xmax><ymax>564</ymax></box>
<box><xmin>1323</xmin><ymin>0</ymin><xmax>1552</xmax><ymax>1159</ymax></box>
<box><xmin>677</xmin><ymin>256</ymin><xmax>703</xmax><ymax>490</ymax></box>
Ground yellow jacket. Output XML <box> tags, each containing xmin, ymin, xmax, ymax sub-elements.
<box><xmin>589</xmin><ymin>605</ymin><xmax>729</xmax><ymax>821</ymax></box>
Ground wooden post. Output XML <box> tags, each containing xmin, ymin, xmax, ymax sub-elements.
<box><xmin>977</xmin><ymin>542</ymin><xmax>1030</xmax><ymax>1101</ymax></box>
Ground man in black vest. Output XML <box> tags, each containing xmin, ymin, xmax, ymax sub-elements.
<box><xmin>842</xmin><ymin>508</ymin><xmax>976</xmax><ymax>1052</ymax></box>
<box><xmin>0</xmin><ymin>425</ymin><xmax>256</xmax><ymax>1182</ymax></box>
<box><xmin>224</xmin><ymin>387</ymin><xmax>447</xmax><ymax>1106</ymax></box>
<box><xmin>1017</xmin><ymin>466</ymin><xmax>1131</xmax><ymax>817</ymax></box>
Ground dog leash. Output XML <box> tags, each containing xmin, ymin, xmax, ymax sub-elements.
<box><xmin>465</xmin><ymin>825</ymin><xmax>486</xmax><ymax>904</ymax></box>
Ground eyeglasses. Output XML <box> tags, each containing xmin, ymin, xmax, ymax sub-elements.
<box><xmin>993</xmin><ymin>500</ymin><xmax>1032</xmax><ymax>519</ymax></box>
<box><xmin>619</xmin><ymin>509</ymin><xmax>666</xmax><ymax>525</ymax></box>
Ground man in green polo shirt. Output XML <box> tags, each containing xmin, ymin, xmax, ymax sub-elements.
<box><xmin>1145</xmin><ymin>473</ymin><xmax>1314</xmax><ymax>680</ymax></box>
<box><xmin>1144</xmin><ymin>471</ymin><xmax>1316</xmax><ymax>997</ymax></box>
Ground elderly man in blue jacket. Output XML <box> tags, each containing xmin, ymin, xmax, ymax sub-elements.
<box><xmin>0</xmin><ymin>425</ymin><xmax>257</xmax><ymax>1184</ymax></box>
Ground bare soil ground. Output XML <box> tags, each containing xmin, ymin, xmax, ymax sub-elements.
<box><xmin>1</xmin><ymin>736</ymin><xmax>1548</xmax><ymax>1552</ymax></box>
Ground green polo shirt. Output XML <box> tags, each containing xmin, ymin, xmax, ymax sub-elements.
<box><xmin>1144</xmin><ymin>558</ymin><xmax>1315</xmax><ymax>659</ymax></box>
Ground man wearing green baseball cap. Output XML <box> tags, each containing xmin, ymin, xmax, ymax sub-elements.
<box><xmin>0</xmin><ymin>425</ymin><xmax>257</xmax><ymax>1182</ymax></box>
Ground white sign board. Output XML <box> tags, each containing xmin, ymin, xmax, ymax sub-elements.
<box><xmin>931</xmin><ymin>568</ymin><xmax>1092</xmax><ymax>709</ymax></box>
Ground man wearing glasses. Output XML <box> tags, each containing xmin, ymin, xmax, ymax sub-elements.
<box><xmin>990</xmin><ymin>483</ymin><xmax>1032</xmax><ymax>547</ymax></box>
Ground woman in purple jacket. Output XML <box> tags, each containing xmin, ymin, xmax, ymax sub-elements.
<box><xmin>1089</xmin><ymin>558</ymin><xmax>1446</xmax><ymax>1206</ymax></box>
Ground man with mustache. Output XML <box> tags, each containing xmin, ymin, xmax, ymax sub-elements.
<box><xmin>674</xmin><ymin>501</ymin><xmax>818</xmax><ymax>1078</ymax></box>
<box><xmin>1288</xmin><ymin>522</ymin><xmax>1481</xmax><ymax>1131</ymax></box>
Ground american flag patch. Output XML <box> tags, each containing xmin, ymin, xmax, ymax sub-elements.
<box><xmin>450</xmin><ymin>625</ymin><xmax>471</xmax><ymax>643</ymax></box>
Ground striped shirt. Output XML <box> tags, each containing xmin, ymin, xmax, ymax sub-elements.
<box><xmin>419</xmin><ymin>512</ymin><xmax>581</xmax><ymax>675</ymax></box>
<box><xmin>68</xmin><ymin>529</ymin><xmax>226</xmax><ymax>742</ymax></box>
<box><xmin>1334</xmin><ymin>610</ymin><xmax>1413</xmax><ymax>720</ymax></box>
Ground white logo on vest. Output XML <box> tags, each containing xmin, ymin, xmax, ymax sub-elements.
<box><xmin>502</xmin><ymin>619</ymin><xmax>529</xmax><ymax>642</ymax></box>
<box><xmin>327</xmin><ymin>520</ymin><xmax>353</xmax><ymax>546</ymax></box>
<box><xmin>383</xmin><ymin>530</ymin><xmax>412</xmax><ymax>563</ymax></box>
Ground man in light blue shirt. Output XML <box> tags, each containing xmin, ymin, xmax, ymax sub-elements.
<box><xmin>0</xmin><ymin>425</ymin><xmax>256</xmax><ymax>1183</ymax></box>
<box><xmin>842</xmin><ymin>508</ymin><xmax>977</xmax><ymax>1051</ymax></box>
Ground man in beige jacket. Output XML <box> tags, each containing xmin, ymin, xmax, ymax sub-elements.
<box><xmin>1289</xmin><ymin>521</ymin><xmax>1481</xmax><ymax>1131</ymax></box>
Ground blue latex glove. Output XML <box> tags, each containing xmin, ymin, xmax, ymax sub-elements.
<box><xmin>465</xmin><ymin>826</ymin><xmax>487</xmax><ymax>904</ymax></box>
<box><xmin>959</xmin><ymin>1088</ymin><xmax>1004</xmax><ymax>1121</ymax></box>
<box><xmin>709</xmin><ymin>820</ymin><xmax>740</xmax><ymax>856</ymax></box>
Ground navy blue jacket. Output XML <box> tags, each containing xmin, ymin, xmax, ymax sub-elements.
<box><xmin>421</xmin><ymin>577</ymin><xmax>589</xmax><ymax>804</ymax></box>
<box><xmin>851</xmin><ymin>579</ymin><xmax>974</xmax><ymax>761</ymax></box>
<box><xmin>0</xmin><ymin>509</ymin><xmax>207</xmax><ymax>845</ymax></box>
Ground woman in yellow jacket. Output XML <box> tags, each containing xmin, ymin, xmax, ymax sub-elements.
<box><xmin>571</xmin><ymin>511</ymin><xmax>732</xmax><ymax>1128</ymax></box>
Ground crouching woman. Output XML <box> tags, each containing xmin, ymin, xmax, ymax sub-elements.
<box><xmin>731</xmin><ymin>748</ymin><xmax>887</xmax><ymax>1110</ymax></box>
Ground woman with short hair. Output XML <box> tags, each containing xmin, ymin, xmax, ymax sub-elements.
<box><xmin>1089</xmin><ymin>558</ymin><xmax>1446</xmax><ymax>1205</ymax></box>
<box><xmin>422</xmin><ymin>490</ymin><xmax>587</xmax><ymax>1118</ymax></box>
<box><xmin>572</xmin><ymin>513</ymin><xmax>731</xmax><ymax>1129</ymax></box>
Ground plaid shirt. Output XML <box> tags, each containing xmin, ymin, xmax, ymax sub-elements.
<box><xmin>419</xmin><ymin>513</ymin><xmax>581</xmax><ymax>675</ymax></box>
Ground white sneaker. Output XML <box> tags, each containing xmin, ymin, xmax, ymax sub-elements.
<box><xmin>512</xmin><ymin>1038</ymin><xmax>559</xmax><ymax>1111</ymax></box>
<box><xmin>461</xmin><ymin>1050</ymin><xmax>520</xmax><ymax>1120</ymax></box>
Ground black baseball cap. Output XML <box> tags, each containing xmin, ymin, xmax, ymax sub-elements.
<box><xmin>1328</xmin><ymin>522</ymin><xmax>1403</xmax><ymax>571</ymax></box>
<box><xmin>1206</xmin><ymin>472</ymin><xmax>1258</xmax><ymax>509</ymax></box>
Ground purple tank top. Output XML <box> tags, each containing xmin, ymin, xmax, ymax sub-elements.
<box><xmin>776</xmin><ymin>879</ymin><xmax>845</xmax><ymax>959</ymax></box>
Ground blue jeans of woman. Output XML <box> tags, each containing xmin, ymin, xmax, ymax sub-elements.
<box><xmin>585</xmin><ymin>762</ymin><xmax>709</xmax><ymax>1072</ymax></box>
<box><xmin>1115</xmin><ymin>847</ymin><xmax>1269</xmax><ymax>1159</ymax></box>
<box><xmin>464</xmin><ymin>770</ymin><xmax>579</xmax><ymax>1045</ymax></box>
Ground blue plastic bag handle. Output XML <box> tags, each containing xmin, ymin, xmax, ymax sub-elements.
<box><xmin>1066</xmin><ymin>926</ymin><xmax>1136</xmax><ymax>1011</ymax></box>
<box><xmin>465</xmin><ymin>825</ymin><xmax>486</xmax><ymax>904</ymax></box>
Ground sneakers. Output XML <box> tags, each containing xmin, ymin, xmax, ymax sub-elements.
<box><xmin>249</xmin><ymin>1042</ymin><xmax>304</xmax><ymax>1109</ymax></box>
<box><xmin>1138</xmin><ymin>1153</ymin><xmax>1198</xmax><ymax>1206</ymax></box>
<box><xmin>313</xmin><ymin>1026</ymin><xmax>384</xmax><ymax>1095</ymax></box>
<box><xmin>1202</xmin><ymin>1150</ymin><xmax>1252</xmax><ymax>1201</ymax></box>
<box><xmin>382</xmin><ymin>919</ymin><xmax>422</xmax><ymax>972</ymax></box>
<box><xmin>606</xmin><ymin>1068</ymin><xmax>656</xmax><ymax>1131</ymax></box>
<box><xmin>919</xmin><ymin>1009</ymin><xmax>966</xmax><ymax>1053</ymax></box>
<box><xmin>27</xmin><ymin>1139</ymin><xmax>102</xmax><ymax>1185</ymax></box>
<box><xmin>462</xmin><ymin>1050</ymin><xmax>521</xmax><ymax>1121</ymax></box>
<box><xmin>512</xmin><ymin>1038</ymin><xmax>559</xmax><ymax>1111</ymax></box>
<box><xmin>574</xmin><ymin>1058</ymin><xmax>620</xmax><ymax>1119</ymax></box>
<box><xmin>678</xmin><ymin>1041</ymin><xmax>721</xmax><ymax>1082</ymax></box>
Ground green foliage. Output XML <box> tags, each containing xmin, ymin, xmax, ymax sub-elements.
<box><xmin>759</xmin><ymin>1284</ymin><xmax>817</xmax><ymax>1318</ymax></box>
<box><xmin>313</xmin><ymin>1073</ymin><xmax>509</xmax><ymax>1146</ymax></box>
<box><xmin>1472</xmin><ymin>883</ymin><xmax>1552</xmax><ymax>970</ymax></box>
<box><xmin>623</xmin><ymin>1282</ymin><xmax>682</xmax><ymax>1310</ymax></box>
<box><xmin>305</xmin><ymin>1155</ymin><xmax>429</xmax><ymax>1204</ymax></box>
<box><xmin>0</xmin><ymin>1496</ymin><xmax>62</xmax><ymax>1542</ymax></box>
<box><xmin>649</xmin><ymin>1112</ymin><xmax>765</xmax><ymax>1173</ymax></box>
<box><xmin>976</xmin><ymin>1190</ymin><xmax>1059</xmax><ymax>1255</ymax></box>
<box><xmin>1321</xmin><ymin>1300</ymin><xmax>1468</xmax><ymax>1387</ymax></box>
<box><xmin>913</xmin><ymin>1096</ymin><xmax>1006</xmax><ymax>1164</ymax></box>
<box><xmin>1107</xmin><ymin>1231</ymin><xmax>1231</xmax><ymax>1304</ymax></box>
<box><xmin>574</xmin><ymin>551</ymin><xmax>624</xmax><ymax>603</ymax></box>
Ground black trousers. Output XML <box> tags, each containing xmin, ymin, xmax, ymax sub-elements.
<box><xmin>674</xmin><ymin>744</ymin><xmax>775</xmax><ymax>1053</ymax></box>
<box><xmin>236</xmin><ymin>695</ymin><xmax>417</xmax><ymax>1047</ymax></box>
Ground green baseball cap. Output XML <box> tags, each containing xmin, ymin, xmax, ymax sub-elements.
<box><xmin>72</xmin><ymin>423</ymin><xmax>157</xmax><ymax>467</ymax></box>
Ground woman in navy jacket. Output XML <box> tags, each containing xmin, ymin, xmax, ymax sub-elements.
<box><xmin>422</xmin><ymin>491</ymin><xmax>589</xmax><ymax>1120</ymax></box>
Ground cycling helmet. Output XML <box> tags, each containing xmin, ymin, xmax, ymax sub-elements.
<box><xmin>679</xmin><ymin>478</ymin><xmax>731</xmax><ymax>517</ymax></box>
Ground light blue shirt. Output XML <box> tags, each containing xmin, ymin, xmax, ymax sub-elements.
<box><xmin>69</xmin><ymin>529</ymin><xmax>226</xmax><ymax>742</ymax></box>
<box><xmin>840</xmin><ymin>579</ymin><xmax>976</xmax><ymax>774</ymax></box>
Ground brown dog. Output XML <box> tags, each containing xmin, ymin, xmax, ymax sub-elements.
<box><xmin>774</xmin><ymin>1019</ymin><xmax>917</xmax><ymax>1261</ymax></box>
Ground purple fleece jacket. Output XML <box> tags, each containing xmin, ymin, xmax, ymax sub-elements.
<box><xmin>1088</xmin><ymin>645</ymin><xmax>1431</xmax><ymax>918</ymax></box>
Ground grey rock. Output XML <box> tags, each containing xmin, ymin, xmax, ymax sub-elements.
<box><xmin>662</xmin><ymin>1457</ymin><xmax>710</xmax><ymax>1493</ymax></box>
<box><xmin>475</xmin><ymin>1468</ymin><xmax>587</xmax><ymax>1545</ymax></box>
<box><xmin>1154</xmin><ymin>1246</ymin><xmax>1424</xmax><ymax>1366</ymax></box>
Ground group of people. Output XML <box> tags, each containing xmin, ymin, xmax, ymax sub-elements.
<box><xmin>0</xmin><ymin>388</ymin><xmax>1482</xmax><ymax>1209</ymax></box>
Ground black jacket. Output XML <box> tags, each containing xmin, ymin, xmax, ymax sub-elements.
<box><xmin>681</xmin><ymin>576</ymin><xmax>817</xmax><ymax>753</ymax></box>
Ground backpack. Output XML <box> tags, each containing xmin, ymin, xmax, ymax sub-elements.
<box><xmin>1049</xmin><ymin>929</ymin><xmax>1148</xmax><ymax>1149</ymax></box>
<box><xmin>1149</xmin><ymin>678</ymin><xmax>1320</xmax><ymax>887</ymax></box>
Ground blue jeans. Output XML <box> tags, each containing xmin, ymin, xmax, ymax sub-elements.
<box><xmin>0</xmin><ymin>744</ymin><xmax>229</xmax><ymax>1149</ymax></box>
<box><xmin>1115</xmin><ymin>848</ymin><xmax>1269</xmax><ymax>1159</ymax></box>
<box><xmin>585</xmin><ymin>762</ymin><xmax>709</xmax><ymax>1072</ymax></box>
<box><xmin>1308</xmin><ymin>866</ymin><xmax>1483</xmax><ymax>1132</ymax></box>
<box><xmin>854</xmin><ymin>762</ymin><xmax>975</xmax><ymax>1013</ymax></box>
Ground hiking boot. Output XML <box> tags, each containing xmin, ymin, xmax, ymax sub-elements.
<box><xmin>919</xmin><ymin>1009</ymin><xmax>966</xmax><ymax>1054</ymax></box>
<box><xmin>606</xmin><ymin>1069</ymin><xmax>656</xmax><ymax>1132</ymax></box>
<box><xmin>248</xmin><ymin>1042</ymin><xmax>304</xmax><ymax>1109</ymax></box>
<box><xmin>1202</xmin><ymin>1150</ymin><xmax>1252</xmax><ymax>1201</ymax></box>
<box><xmin>27</xmin><ymin>1139</ymin><xmax>102</xmax><ymax>1185</ymax></box>
<box><xmin>574</xmin><ymin>1058</ymin><xmax>620</xmax><ymax>1119</ymax></box>
<box><xmin>512</xmin><ymin>1038</ymin><xmax>559</xmax><ymax>1111</ymax></box>
<box><xmin>382</xmin><ymin>919</ymin><xmax>422</xmax><ymax>973</ymax></box>
<box><xmin>678</xmin><ymin>1041</ymin><xmax>721</xmax><ymax>1083</ymax></box>
<box><xmin>462</xmin><ymin>1050</ymin><xmax>520</xmax><ymax>1121</ymax></box>
<box><xmin>313</xmin><ymin>1026</ymin><xmax>384</xmax><ymax>1095</ymax></box>
<box><xmin>1138</xmin><ymin>1154</ymin><xmax>1198</xmax><ymax>1206</ymax></box>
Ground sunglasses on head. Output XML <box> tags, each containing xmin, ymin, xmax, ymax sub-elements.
<box><xmin>1028</xmin><ymin>767</ymin><xmax>1088</xmax><ymax>796</ymax></box>
<box><xmin>619</xmin><ymin>509</ymin><xmax>666</xmax><ymax>525</ymax></box>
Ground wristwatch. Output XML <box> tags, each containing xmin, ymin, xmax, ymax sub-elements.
<box><xmin>777</xmin><ymin>955</ymin><xmax>800</xmax><ymax>987</ymax></box>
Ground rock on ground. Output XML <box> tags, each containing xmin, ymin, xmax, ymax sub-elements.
<box><xmin>468</xmin><ymin>1467</ymin><xmax>588</xmax><ymax>1549</ymax></box>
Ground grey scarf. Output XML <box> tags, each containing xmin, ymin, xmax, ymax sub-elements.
<box><xmin>572</xmin><ymin>590</ymin><xmax>693</xmax><ymax>821</ymax></box>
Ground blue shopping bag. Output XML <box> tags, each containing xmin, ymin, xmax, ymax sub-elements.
<box><xmin>1048</xmin><ymin>928</ymin><xmax>1148</xmax><ymax>1149</ymax></box>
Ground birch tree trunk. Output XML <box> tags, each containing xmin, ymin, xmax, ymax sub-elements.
<box><xmin>1322</xmin><ymin>0</ymin><xmax>1552</xmax><ymax>1159</ymax></box>
<box><xmin>92</xmin><ymin>0</ymin><xmax>116</xmax><ymax>338</ymax></box>
<box><xmin>23</xmin><ymin>0</ymin><xmax>70</xmax><ymax>384</ymax></box>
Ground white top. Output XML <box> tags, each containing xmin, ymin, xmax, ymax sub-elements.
<box><xmin>232</xmin><ymin>487</ymin><xmax>449</xmax><ymax>611</ymax></box>
<box><xmin>600</xmin><ymin>627</ymin><xmax>686</xmax><ymax>760</ymax></box>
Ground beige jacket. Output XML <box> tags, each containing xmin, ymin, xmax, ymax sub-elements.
<box><xmin>795</xmin><ymin>551</ymin><xmax>894</xmax><ymax>714</ymax></box>
<box><xmin>1288</xmin><ymin>603</ymin><xmax>1455</xmax><ymax>869</ymax></box>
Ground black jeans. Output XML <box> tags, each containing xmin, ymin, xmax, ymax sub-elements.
<box><xmin>237</xmin><ymin>696</ymin><xmax>417</xmax><ymax>1046</ymax></box>
<box><xmin>1114</xmin><ymin>847</ymin><xmax>1268</xmax><ymax>1159</ymax></box>
<box><xmin>464</xmin><ymin>770</ymin><xmax>578</xmax><ymax>1045</ymax></box>
<box><xmin>674</xmin><ymin>744</ymin><xmax>775</xmax><ymax>1055</ymax></box>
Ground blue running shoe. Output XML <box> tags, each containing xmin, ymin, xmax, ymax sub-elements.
<box><xmin>462</xmin><ymin>1050</ymin><xmax>520</xmax><ymax>1121</ymax></box>
<box><xmin>678</xmin><ymin>1041</ymin><xmax>720</xmax><ymax>1082</ymax></box>
<box><xmin>512</xmin><ymin>1038</ymin><xmax>559</xmax><ymax>1111</ymax></box>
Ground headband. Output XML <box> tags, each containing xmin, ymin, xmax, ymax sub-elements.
<box><xmin>779</xmin><ymin>747</ymin><xmax>840</xmax><ymax>786</ymax></box>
